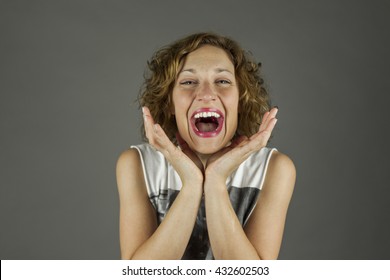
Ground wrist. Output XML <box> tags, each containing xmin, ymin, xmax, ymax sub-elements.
<box><xmin>203</xmin><ymin>173</ymin><xmax>227</xmax><ymax>194</ymax></box>
<box><xmin>205</xmin><ymin>169</ymin><xmax>227</xmax><ymax>184</ymax></box>
<box><xmin>181</xmin><ymin>172</ymin><xmax>204</xmax><ymax>187</ymax></box>
<box><xmin>180</xmin><ymin>180</ymin><xmax>204</xmax><ymax>199</ymax></box>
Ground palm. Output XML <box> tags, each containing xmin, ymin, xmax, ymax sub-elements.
<box><xmin>205</xmin><ymin>107</ymin><xmax>278</xmax><ymax>180</ymax></box>
<box><xmin>143</xmin><ymin>107</ymin><xmax>203</xmax><ymax>184</ymax></box>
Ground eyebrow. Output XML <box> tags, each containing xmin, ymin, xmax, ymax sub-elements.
<box><xmin>179</xmin><ymin>68</ymin><xmax>234</xmax><ymax>75</ymax></box>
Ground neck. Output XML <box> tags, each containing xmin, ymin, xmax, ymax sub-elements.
<box><xmin>196</xmin><ymin>152</ymin><xmax>211</xmax><ymax>168</ymax></box>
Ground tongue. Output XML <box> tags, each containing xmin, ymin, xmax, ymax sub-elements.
<box><xmin>196</xmin><ymin>122</ymin><xmax>218</xmax><ymax>132</ymax></box>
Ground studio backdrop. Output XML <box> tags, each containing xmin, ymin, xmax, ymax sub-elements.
<box><xmin>1</xmin><ymin>0</ymin><xmax>390</xmax><ymax>259</ymax></box>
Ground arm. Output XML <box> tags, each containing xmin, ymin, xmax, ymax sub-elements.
<box><xmin>116</xmin><ymin>107</ymin><xmax>204</xmax><ymax>259</ymax></box>
<box><xmin>116</xmin><ymin>148</ymin><xmax>203</xmax><ymax>259</ymax></box>
<box><xmin>203</xmin><ymin>107</ymin><xmax>295</xmax><ymax>259</ymax></box>
<box><xmin>244</xmin><ymin>152</ymin><xmax>295</xmax><ymax>259</ymax></box>
<box><xmin>204</xmin><ymin>151</ymin><xmax>295</xmax><ymax>259</ymax></box>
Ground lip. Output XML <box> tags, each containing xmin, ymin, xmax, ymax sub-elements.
<box><xmin>190</xmin><ymin>108</ymin><xmax>224</xmax><ymax>138</ymax></box>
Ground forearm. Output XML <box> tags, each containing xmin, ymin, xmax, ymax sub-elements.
<box><xmin>204</xmin><ymin>177</ymin><xmax>260</xmax><ymax>260</ymax></box>
<box><xmin>130</xmin><ymin>183</ymin><xmax>203</xmax><ymax>259</ymax></box>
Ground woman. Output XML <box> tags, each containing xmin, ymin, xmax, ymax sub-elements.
<box><xmin>116</xmin><ymin>32</ymin><xmax>296</xmax><ymax>260</ymax></box>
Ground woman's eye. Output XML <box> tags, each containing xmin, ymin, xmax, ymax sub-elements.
<box><xmin>180</xmin><ymin>80</ymin><xmax>197</xmax><ymax>85</ymax></box>
<box><xmin>217</xmin><ymin>80</ymin><xmax>231</xmax><ymax>85</ymax></box>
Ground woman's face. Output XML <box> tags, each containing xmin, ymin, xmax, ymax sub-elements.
<box><xmin>171</xmin><ymin>45</ymin><xmax>239</xmax><ymax>156</ymax></box>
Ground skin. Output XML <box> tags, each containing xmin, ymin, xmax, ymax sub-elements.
<box><xmin>172</xmin><ymin>45</ymin><xmax>239</xmax><ymax>162</ymax></box>
<box><xmin>116</xmin><ymin>45</ymin><xmax>296</xmax><ymax>259</ymax></box>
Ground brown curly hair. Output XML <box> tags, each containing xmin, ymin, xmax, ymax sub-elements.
<box><xmin>138</xmin><ymin>32</ymin><xmax>271</xmax><ymax>143</ymax></box>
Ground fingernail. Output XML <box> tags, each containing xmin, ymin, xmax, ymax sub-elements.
<box><xmin>142</xmin><ymin>107</ymin><xmax>145</xmax><ymax>114</ymax></box>
<box><xmin>273</xmin><ymin>105</ymin><xmax>279</xmax><ymax>109</ymax></box>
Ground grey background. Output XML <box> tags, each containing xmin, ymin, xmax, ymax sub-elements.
<box><xmin>1</xmin><ymin>0</ymin><xmax>389</xmax><ymax>259</ymax></box>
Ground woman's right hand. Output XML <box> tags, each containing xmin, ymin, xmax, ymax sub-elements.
<box><xmin>142</xmin><ymin>107</ymin><xmax>204</xmax><ymax>186</ymax></box>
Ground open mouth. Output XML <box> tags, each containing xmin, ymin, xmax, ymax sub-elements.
<box><xmin>190</xmin><ymin>108</ymin><xmax>224</xmax><ymax>138</ymax></box>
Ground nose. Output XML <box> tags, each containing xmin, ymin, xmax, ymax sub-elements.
<box><xmin>196</xmin><ymin>82</ymin><xmax>217</xmax><ymax>102</ymax></box>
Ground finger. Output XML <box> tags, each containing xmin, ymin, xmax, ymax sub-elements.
<box><xmin>142</xmin><ymin>106</ymin><xmax>155</xmax><ymax>140</ymax></box>
<box><xmin>259</xmin><ymin>107</ymin><xmax>278</xmax><ymax>132</ymax></box>
<box><xmin>263</xmin><ymin>107</ymin><xmax>278</xmax><ymax>127</ymax></box>
<box><xmin>142</xmin><ymin>106</ymin><xmax>154</xmax><ymax>124</ymax></box>
<box><xmin>259</xmin><ymin>111</ymin><xmax>270</xmax><ymax>130</ymax></box>
<box><xmin>152</xmin><ymin>123</ymin><xmax>179</xmax><ymax>157</ymax></box>
<box><xmin>143</xmin><ymin>107</ymin><xmax>176</xmax><ymax>156</ymax></box>
<box><xmin>264</xmin><ymin>117</ymin><xmax>277</xmax><ymax>135</ymax></box>
<box><xmin>269</xmin><ymin>106</ymin><xmax>278</xmax><ymax>120</ymax></box>
<box><xmin>250</xmin><ymin>117</ymin><xmax>278</xmax><ymax>145</ymax></box>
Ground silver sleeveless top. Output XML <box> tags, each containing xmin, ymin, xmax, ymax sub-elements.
<box><xmin>131</xmin><ymin>143</ymin><xmax>276</xmax><ymax>260</ymax></box>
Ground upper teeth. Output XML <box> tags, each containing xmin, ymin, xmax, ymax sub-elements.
<box><xmin>194</xmin><ymin>112</ymin><xmax>221</xmax><ymax>119</ymax></box>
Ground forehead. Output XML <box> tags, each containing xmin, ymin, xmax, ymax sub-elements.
<box><xmin>181</xmin><ymin>45</ymin><xmax>234</xmax><ymax>71</ymax></box>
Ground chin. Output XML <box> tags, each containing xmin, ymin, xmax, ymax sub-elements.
<box><xmin>189</xmin><ymin>135</ymin><xmax>231</xmax><ymax>155</ymax></box>
<box><xmin>192</xmin><ymin>144</ymin><xmax>221</xmax><ymax>155</ymax></box>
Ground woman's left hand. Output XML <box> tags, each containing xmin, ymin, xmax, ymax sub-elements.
<box><xmin>205</xmin><ymin>107</ymin><xmax>278</xmax><ymax>183</ymax></box>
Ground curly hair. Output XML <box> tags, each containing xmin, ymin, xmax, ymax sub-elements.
<box><xmin>138</xmin><ymin>32</ymin><xmax>271</xmax><ymax>143</ymax></box>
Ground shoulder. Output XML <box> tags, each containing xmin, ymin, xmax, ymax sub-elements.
<box><xmin>116</xmin><ymin>144</ymin><xmax>171</xmax><ymax>196</ymax></box>
<box><xmin>263</xmin><ymin>151</ymin><xmax>296</xmax><ymax>196</ymax></box>
<box><xmin>116</xmin><ymin>148</ymin><xmax>146</xmax><ymax>194</ymax></box>
<box><xmin>116</xmin><ymin>148</ymin><xmax>142</xmax><ymax>173</ymax></box>
<box><xmin>116</xmin><ymin>143</ymin><xmax>160</xmax><ymax>172</ymax></box>
<box><xmin>268</xmin><ymin>151</ymin><xmax>296</xmax><ymax>177</ymax></box>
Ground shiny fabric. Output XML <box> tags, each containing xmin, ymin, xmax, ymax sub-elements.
<box><xmin>131</xmin><ymin>143</ymin><xmax>276</xmax><ymax>259</ymax></box>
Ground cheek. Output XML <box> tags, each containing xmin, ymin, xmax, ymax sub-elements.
<box><xmin>172</xmin><ymin>98</ymin><xmax>189</xmax><ymax>129</ymax></box>
<box><xmin>224</xmin><ymin>92</ymin><xmax>240</xmax><ymax>113</ymax></box>
<box><xmin>229</xmin><ymin>115</ymin><xmax>239</xmax><ymax>132</ymax></box>
<box><xmin>172</xmin><ymin>92</ymin><xmax>189</xmax><ymax>113</ymax></box>
<box><xmin>225</xmin><ymin>94</ymin><xmax>239</xmax><ymax>130</ymax></box>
